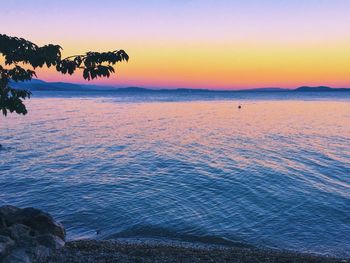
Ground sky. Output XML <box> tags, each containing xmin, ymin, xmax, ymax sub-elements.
<box><xmin>2</xmin><ymin>0</ymin><xmax>350</xmax><ymax>89</ymax></box>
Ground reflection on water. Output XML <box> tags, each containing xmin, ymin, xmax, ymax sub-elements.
<box><xmin>1</xmin><ymin>96</ymin><xmax>350</xmax><ymax>257</ymax></box>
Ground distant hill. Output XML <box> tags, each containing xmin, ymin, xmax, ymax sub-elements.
<box><xmin>10</xmin><ymin>79</ymin><xmax>121</xmax><ymax>92</ymax></box>
<box><xmin>117</xmin><ymin>87</ymin><xmax>152</xmax><ymax>92</ymax></box>
<box><xmin>295</xmin><ymin>86</ymin><xmax>350</xmax><ymax>92</ymax></box>
<box><xmin>243</xmin><ymin>88</ymin><xmax>289</xmax><ymax>92</ymax></box>
<box><xmin>9</xmin><ymin>79</ymin><xmax>350</xmax><ymax>93</ymax></box>
<box><xmin>103</xmin><ymin>87</ymin><xmax>213</xmax><ymax>93</ymax></box>
<box><xmin>10</xmin><ymin>79</ymin><xmax>86</xmax><ymax>91</ymax></box>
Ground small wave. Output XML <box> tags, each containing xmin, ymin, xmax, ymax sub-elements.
<box><xmin>105</xmin><ymin>225</ymin><xmax>252</xmax><ymax>248</ymax></box>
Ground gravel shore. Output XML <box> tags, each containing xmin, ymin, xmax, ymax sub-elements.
<box><xmin>45</xmin><ymin>239</ymin><xmax>349</xmax><ymax>263</ymax></box>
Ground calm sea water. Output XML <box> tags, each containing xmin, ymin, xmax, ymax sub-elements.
<box><xmin>1</xmin><ymin>91</ymin><xmax>349</xmax><ymax>257</ymax></box>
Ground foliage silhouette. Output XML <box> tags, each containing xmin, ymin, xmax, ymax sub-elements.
<box><xmin>0</xmin><ymin>34</ymin><xmax>128</xmax><ymax>116</ymax></box>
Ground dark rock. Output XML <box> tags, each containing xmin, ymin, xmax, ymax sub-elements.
<box><xmin>4</xmin><ymin>207</ymin><xmax>65</xmax><ymax>240</ymax></box>
<box><xmin>0</xmin><ymin>235</ymin><xmax>15</xmax><ymax>256</ymax></box>
<box><xmin>29</xmin><ymin>245</ymin><xmax>52</xmax><ymax>261</ymax></box>
<box><xmin>5</xmin><ymin>224</ymin><xmax>32</xmax><ymax>242</ymax></box>
<box><xmin>0</xmin><ymin>225</ymin><xmax>11</xmax><ymax>237</ymax></box>
<box><xmin>0</xmin><ymin>206</ymin><xmax>21</xmax><ymax>225</ymax></box>
<box><xmin>0</xmin><ymin>214</ymin><xmax>6</xmax><ymax>228</ymax></box>
<box><xmin>25</xmin><ymin>210</ymin><xmax>65</xmax><ymax>240</ymax></box>
<box><xmin>36</xmin><ymin>234</ymin><xmax>65</xmax><ymax>250</ymax></box>
<box><xmin>3</xmin><ymin>248</ymin><xmax>31</xmax><ymax>263</ymax></box>
<box><xmin>0</xmin><ymin>206</ymin><xmax>21</xmax><ymax>216</ymax></box>
<box><xmin>0</xmin><ymin>206</ymin><xmax>66</xmax><ymax>262</ymax></box>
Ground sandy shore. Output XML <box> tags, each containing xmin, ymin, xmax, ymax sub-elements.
<box><xmin>44</xmin><ymin>239</ymin><xmax>349</xmax><ymax>263</ymax></box>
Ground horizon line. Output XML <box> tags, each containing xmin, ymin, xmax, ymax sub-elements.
<box><xmin>27</xmin><ymin>78</ymin><xmax>350</xmax><ymax>91</ymax></box>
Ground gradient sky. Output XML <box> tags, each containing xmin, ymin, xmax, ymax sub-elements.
<box><xmin>2</xmin><ymin>0</ymin><xmax>350</xmax><ymax>89</ymax></box>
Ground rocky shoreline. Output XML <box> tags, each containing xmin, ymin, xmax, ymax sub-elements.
<box><xmin>46</xmin><ymin>239</ymin><xmax>349</xmax><ymax>263</ymax></box>
<box><xmin>0</xmin><ymin>205</ymin><xmax>65</xmax><ymax>262</ymax></box>
<box><xmin>1</xmin><ymin>206</ymin><xmax>349</xmax><ymax>263</ymax></box>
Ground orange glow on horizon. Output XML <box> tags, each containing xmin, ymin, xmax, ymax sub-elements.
<box><xmin>31</xmin><ymin>41</ymin><xmax>350</xmax><ymax>89</ymax></box>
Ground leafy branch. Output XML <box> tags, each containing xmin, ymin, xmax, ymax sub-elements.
<box><xmin>0</xmin><ymin>34</ymin><xmax>129</xmax><ymax>116</ymax></box>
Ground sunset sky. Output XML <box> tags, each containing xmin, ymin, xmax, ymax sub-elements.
<box><xmin>3</xmin><ymin>0</ymin><xmax>350</xmax><ymax>89</ymax></box>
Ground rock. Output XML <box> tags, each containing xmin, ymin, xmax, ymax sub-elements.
<box><xmin>0</xmin><ymin>205</ymin><xmax>21</xmax><ymax>216</ymax></box>
<box><xmin>3</xmin><ymin>248</ymin><xmax>31</xmax><ymax>263</ymax></box>
<box><xmin>0</xmin><ymin>214</ymin><xmax>6</xmax><ymax>228</ymax></box>
<box><xmin>0</xmin><ymin>206</ymin><xmax>21</xmax><ymax>225</ymax></box>
<box><xmin>25</xmin><ymin>210</ymin><xmax>65</xmax><ymax>240</ymax></box>
<box><xmin>36</xmin><ymin>234</ymin><xmax>65</xmax><ymax>250</ymax></box>
<box><xmin>4</xmin><ymin>207</ymin><xmax>65</xmax><ymax>240</ymax></box>
<box><xmin>0</xmin><ymin>235</ymin><xmax>15</xmax><ymax>256</ymax></box>
<box><xmin>0</xmin><ymin>206</ymin><xmax>66</xmax><ymax>262</ymax></box>
<box><xmin>5</xmin><ymin>224</ymin><xmax>32</xmax><ymax>242</ymax></box>
<box><xmin>30</xmin><ymin>244</ymin><xmax>52</xmax><ymax>261</ymax></box>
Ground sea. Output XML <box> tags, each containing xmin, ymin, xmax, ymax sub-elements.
<box><xmin>1</xmin><ymin>90</ymin><xmax>349</xmax><ymax>257</ymax></box>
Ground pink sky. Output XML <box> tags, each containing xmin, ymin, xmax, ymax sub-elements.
<box><xmin>2</xmin><ymin>0</ymin><xmax>350</xmax><ymax>89</ymax></box>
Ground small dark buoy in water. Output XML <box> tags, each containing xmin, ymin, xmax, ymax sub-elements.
<box><xmin>238</xmin><ymin>105</ymin><xmax>242</xmax><ymax>109</ymax></box>
<box><xmin>96</xmin><ymin>229</ymin><xmax>101</xmax><ymax>235</ymax></box>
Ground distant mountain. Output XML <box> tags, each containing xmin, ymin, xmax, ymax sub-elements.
<box><xmin>10</xmin><ymin>79</ymin><xmax>123</xmax><ymax>92</ymax></box>
<box><xmin>295</xmin><ymin>86</ymin><xmax>350</xmax><ymax>92</ymax></box>
<box><xmin>243</xmin><ymin>88</ymin><xmax>289</xmax><ymax>92</ymax></box>
<box><xmin>10</xmin><ymin>79</ymin><xmax>86</xmax><ymax>91</ymax></box>
<box><xmin>9</xmin><ymin>80</ymin><xmax>216</xmax><ymax>93</ymax></box>
<box><xmin>117</xmin><ymin>87</ymin><xmax>152</xmax><ymax>92</ymax></box>
<box><xmin>115</xmin><ymin>87</ymin><xmax>213</xmax><ymax>93</ymax></box>
<box><xmin>9</xmin><ymin>79</ymin><xmax>350</xmax><ymax>93</ymax></box>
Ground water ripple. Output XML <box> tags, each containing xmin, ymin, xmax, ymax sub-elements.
<box><xmin>1</xmin><ymin>96</ymin><xmax>349</xmax><ymax>257</ymax></box>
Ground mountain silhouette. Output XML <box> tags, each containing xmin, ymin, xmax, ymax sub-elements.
<box><xmin>295</xmin><ymin>86</ymin><xmax>349</xmax><ymax>92</ymax></box>
<box><xmin>10</xmin><ymin>79</ymin><xmax>350</xmax><ymax>93</ymax></box>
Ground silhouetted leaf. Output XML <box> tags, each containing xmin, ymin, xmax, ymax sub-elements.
<box><xmin>0</xmin><ymin>34</ymin><xmax>128</xmax><ymax>116</ymax></box>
